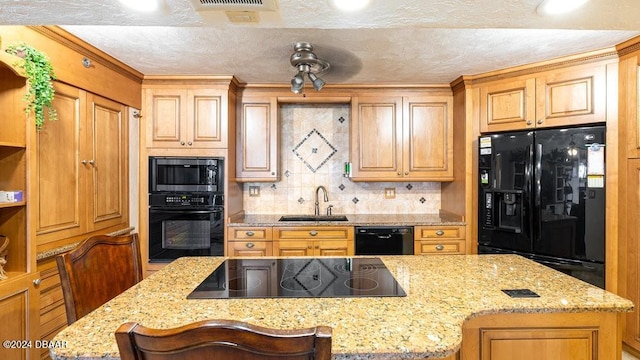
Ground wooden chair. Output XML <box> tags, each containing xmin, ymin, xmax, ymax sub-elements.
<box><xmin>115</xmin><ymin>319</ymin><xmax>332</xmax><ymax>360</ymax></box>
<box><xmin>56</xmin><ymin>233</ymin><xmax>143</xmax><ymax>325</ymax></box>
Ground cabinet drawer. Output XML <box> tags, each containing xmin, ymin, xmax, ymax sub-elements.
<box><xmin>415</xmin><ymin>240</ymin><xmax>465</xmax><ymax>255</ymax></box>
<box><xmin>274</xmin><ymin>227</ymin><xmax>353</xmax><ymax>240</ymax></box>
<box><xmin>228</xmin><ymin>227</ymin><xmax>272</xmax><ymax>240</ymax></box>
<box><xmin>227</xmin><ymin>241</ymin><xmax>272</xmax><ymax>257</ymax></box>
<box><xmin>415</xmin><ymin>225</ymin><xmax>465</xmax><ymax>240</ymax></box>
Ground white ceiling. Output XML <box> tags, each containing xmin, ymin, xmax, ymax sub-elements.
<box><xmin>1</xmin><ymin>0</ymin><xmax>639</xmax><ymax>84</ymax></box>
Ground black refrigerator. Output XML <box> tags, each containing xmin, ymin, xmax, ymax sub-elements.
<box><xmin>478</xmin><ymin>125</ymin><xmax>606</xmax><ymax>288</ymax></box>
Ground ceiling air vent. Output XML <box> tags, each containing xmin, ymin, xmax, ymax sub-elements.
<box><xmin>188</xmin><ymin>0</ymin><xmax>279</xmax><ymax>12</ymax></box>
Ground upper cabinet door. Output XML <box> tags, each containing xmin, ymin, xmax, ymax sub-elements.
<box><xmin>536</xmin><ymin>63</ymin><xmax>607</xmax><ymax>129</ymax></box>
<box><xmin>146</xmin><ymin>88</ymin><xmax>187</xmax><ymax>148</ymax></box>
<box><xmin>403</xmin><ymin>96</ymin><xmax>454</xmax><ymax>180</ymax></box>
<box><xmin>480</xmin><ymin>78</ymin><xmax>536</xmax><ymax>133</ymax></box>
<box><xmin>86</xmin><ymin>93</ymin><xmax>128</xmax><ymax>232</ymax></box>
<box><xmin>350</xmin><ymin>96</ymin><xmax>403</xmax><ymax>179</ymax></box>
<box><xmin>187</xmin><ymin>89</ymin><xmax>227</xmax><ymax>148</ymax></box>
<box><xmin>236</xmin><ymin>97</ymin><xmax>279</xmax><ymax>181</ymax></box>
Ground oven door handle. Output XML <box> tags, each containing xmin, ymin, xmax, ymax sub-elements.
<box><xmin>149</xmin><ymin>209</ymin><xmax>222</xmax><ymax>214</ymax></box>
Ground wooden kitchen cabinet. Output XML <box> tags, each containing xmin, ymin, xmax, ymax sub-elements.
<box><xmin>0</xmin><ymin>54</ymin><xmax>40</xmax><ymax>360</ymax></box>
<box><xmin>350</xmin><ymin>95</ymin><xmax>453</xmax><ymax>181</ymax></box>
<box><xmin>414</xmin><ymin>225</ymin><xmax>466</xmax><ymax>255</ymax></box>
<box><xmin>480</xmin><ymin>61</ymin><xmax>609</xmax><ymax>133</ymax></box>
<box><xmin>227</xmin><ymin>227</ymin><xmax>273</xmax><ymax>257</ymax></box>
<box><xmin>0</xmin><ymin>273</ymin><xmax>40</xmax><ymax>360</ymax></box>
<box><xmin>34</xmin><ymin>82</ymin><xmax>129</xmax><ymax>246</ymax></box>
<box><xmin>235</xmin><ymin>97</ymin><xmax>279</xmax><ymax>181</ymax></box>
<box><xmin>624</xmin><ymin>159</ymin><xmax>640</xmax><ymax>351</ymax></box>
<box><xmin>144</xmin><ymin>87</ymin><xmax>227</xmax><ymax>149</ymax></box>
<box><xmin>273</xmin><ymin>226</ymin><xmax>354</xmax><ymax>256</ymax></box>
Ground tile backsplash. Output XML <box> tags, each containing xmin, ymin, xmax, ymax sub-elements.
<box><xmin>242</xmin><ymin>104</ymin><xmax>441</xmax><ymax>214</ymax></box>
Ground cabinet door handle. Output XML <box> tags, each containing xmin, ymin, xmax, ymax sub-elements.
<box><xmin>33</xmin><ymin>278</ymin><xmax>41</xmax><ymax>286</ymax></box>
<box><xmin>537</xmin><ymin>119</ymin><xmax>543</xmax><ymax>125</ymax></box>
<box><xmin>188</xmin><ymin>141</ymin><xmax>193</xmax><ymax>146</ymax></box>
<box><xmin>526</xmin><ymin>120</ymin><xmax>532</xmax><ymax>125</ymax></box>
<box><xmin>308</xmin><ymin>245</ymin><xmax>312</xmax><ymax>249</ymax></box>
<box><xmin>397</xmin><ymin>172</ymin><xmax>401</xmax><ymax>176</ymax></box>
<box><xmin>435</xmin><ymin>230</ymin><xmax>445</xmax><ymax>236</ymax></box>
<box><xmin>180</xmin><ymin>141</ymin><xmax>185</xmax><ymax>145</ymax></box>
<box><xmin>245</xmin><ymin>242</ymin><xmax>255</xmax><ymax>248</ymax></box>
<box><xmin>404</xmin><ymin>171</ymin><xmax>409</xmax><ymax>175</ymax></box>
<box><xmin>245</xmin><ymin>231</ymin><xmax>255</xmax><ymax>237</ymax></box>
<box><xmin>81</xmin><ymin>160</ymin><xmax>95</xmax><ymax>166</ymax></box>
<box><xmin>435</xmin><ymin>244</ymin><xmax>444</xmax><ymax>251</ymax></box>
<box><xmin>315</xmin><ymin>245</ymin><xmax>319</xmax><ymax>249</ymax></box>
<box><xmin>309</xmin><ymin>230</ymin><xmax>318</xmax><ymax>236</ymax></box>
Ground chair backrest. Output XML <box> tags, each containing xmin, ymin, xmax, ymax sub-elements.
<box><xmin>56</xmin><ymin>233</ymin><xmax>143</xmax><ymax>325</ymax></box>
<box><xmin>115</xmin><ymin>320</ymin><xmax>332</xmax><ymax>360</ymax></box>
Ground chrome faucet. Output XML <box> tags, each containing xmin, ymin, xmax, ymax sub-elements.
<box><xmin>314</xmin><ymin>186</ymin><xmax>329</xmax><ymax>216</ymax></box>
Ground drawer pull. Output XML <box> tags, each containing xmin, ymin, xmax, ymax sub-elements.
<box><xmin>245</xmin><ymin>231</ymin><xmax>255</xmax><ymax>237</ymax></box>
<box><xmin>245</xmin><ymin>242</ymin><xmax>255</xmax><ymax>248</ymax></box>
<box><xmin>435</xmin><ymin>244</ymin><xmax>444</xmax><ymax>251</ymax></box>
<box><xmin>309</xmin><ymin>230</ymin><xmax>318</xmax><ymax>236</ymax></box>
<box><xmin>308</xmin><ymin>245</ymin><xmax>312</xmax><ymax>249</ymax></box>
<box><xmin>435</xmin><ymin>230</ymin><xmax>445</xmax><ymax>236</ymax></box>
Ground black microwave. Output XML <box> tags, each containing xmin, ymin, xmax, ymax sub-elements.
<box><xmin>149</xmin><ymin>156</ymin><xmax>223</xmax><ymax>193</ymax></box>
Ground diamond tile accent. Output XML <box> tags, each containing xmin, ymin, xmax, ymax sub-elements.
<box><xmin>339</xmin><ymin>184</ymin><xmax>345</xmax><ymax>191</ymax></box>
<box><xmin>298</xmin><ymin>197</ymin><xmax>305</xmax><ymax>204</ymax></box>
<box><xmin>285</xmin><ymin>170</ymin><xmax>291</xmax><ymax>177</ymax></box>
<box><xmin>352</xmin><ymin>197</ymin><xmax>359</xmax><ymax>204</ymax></box>
<box><xmin>338</xmin><ymin>116</ymin><xmax>345</xmax><ymax>123</ymax></box>
<box><xmin>292</xmin><ymin>129</ymin><xmax>338</xmax><ymax>173</ymax></box>
<box><xmin>419</xmin><ymin>197</ymin><xmax>426</xmax><ymax>203</ymax></box>
<box><xmin>406</xmin><ymin>184</ymin><xmax>413</xmax><ymax>190</ymax></box>
<box><xmin>270</xmin><ymin>184</ymin><xmax>277</xmax><ymax>190</ymax></box>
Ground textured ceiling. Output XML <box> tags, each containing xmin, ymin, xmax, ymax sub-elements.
<box><xmin>0</xmin><ymin>0</ymin><xmax>639</xmax><ymax>84</ymax></box>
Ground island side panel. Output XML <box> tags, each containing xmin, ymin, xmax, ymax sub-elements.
<box><xmin>461</xmin><ymin>312</ymin><xmax>621</xmax><ymax>360</ymax></box>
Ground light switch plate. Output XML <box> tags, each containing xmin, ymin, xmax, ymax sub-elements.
<box><xmin>249</xmin><ymin>186</ymin><xmax>260</xmax><ymax>197</ymax></box>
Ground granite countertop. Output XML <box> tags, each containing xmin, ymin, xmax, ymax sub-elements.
<box><xmin>50</xmin><ymin>255</ymin><xmax>632</xmax><ymax>360</ymax></box>
<box><xmin>229</xmin><ymin>213</ymin><xmax>465</xmax><ymax>227</ymax></box>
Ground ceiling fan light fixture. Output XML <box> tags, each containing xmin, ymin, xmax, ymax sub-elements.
<box><xmin>289</xmin><ymin>42</ymin><xmax>330</xmax><ymax>94</ymax></box>
<box><xmin>536</xmin><ymin>0</ymin><xmax>589</xmax><ymax>15</ymax></box>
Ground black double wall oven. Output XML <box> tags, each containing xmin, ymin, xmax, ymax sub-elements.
<box><xmin>148</xmin><ymin>157</ymin><xmax>224</xmax><ymax>262</ymax></box>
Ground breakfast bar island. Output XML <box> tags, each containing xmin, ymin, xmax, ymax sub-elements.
<box><xmin>49</xmin><ymin>255</ymin><xmax>632</xmax><ymax>360</ymax></box>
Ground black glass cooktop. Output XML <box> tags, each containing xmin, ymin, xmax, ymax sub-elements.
<box><xmin>187</xmin><ymin>257</ymin><xmax>406</xmax><ymax>299</ymax></box>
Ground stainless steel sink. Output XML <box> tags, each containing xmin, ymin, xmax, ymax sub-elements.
<box><xmin>278</xmin><ymin>215</ymin><xmax>349</xmax><ymax>222</ymax></box>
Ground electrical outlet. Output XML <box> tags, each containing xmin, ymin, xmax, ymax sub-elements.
<box><xmin>249</xmin><ymin>186</ymin><xmax>260</xmax><ymax>197</ymax></box>
<box><xmin>384</xmin><ymin>187</ymin><xmax>396</xmax><ymax>199</ymax></box>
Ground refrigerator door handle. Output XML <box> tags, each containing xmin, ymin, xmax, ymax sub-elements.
<box><xmin>533</xmin><ymin>143</ymin><xmax>543</xmax><ymax>247</ymax></box>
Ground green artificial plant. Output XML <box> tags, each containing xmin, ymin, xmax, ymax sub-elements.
<box><xmin>5</xmin><ymin>42</ymin><xmax>57</xmax><ymax>130</ymax></box>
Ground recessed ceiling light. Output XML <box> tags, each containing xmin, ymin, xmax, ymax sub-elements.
<box><xmin>118</xmin><ymin>0</ymin><xmax>159</xmax><ymax>12</ymax></box>
<box><xmin>331</xmin><ymin>0</ymin><xmax>370</xmax><ymax>12</ymax></box>
<box><xmin>536</xmin><ymin>0</ymin><xmax>588</xmax><ymax>15</ymax></box>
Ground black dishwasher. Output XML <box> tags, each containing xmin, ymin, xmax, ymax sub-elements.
<box><xmin>355</xmin><ymin>226</ymin><xmax>414</xmax><ymax>255</ymax></box>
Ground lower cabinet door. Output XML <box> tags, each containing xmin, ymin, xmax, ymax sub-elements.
<box><xmin>273</xmin><ymin>240</ymin><xmax>313</xmax><ymax>257</ymax></box>
<box><xmin>0</xmin><ymin>273</ymin><xmax>40</xmax><ymax>360</ymax></box>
